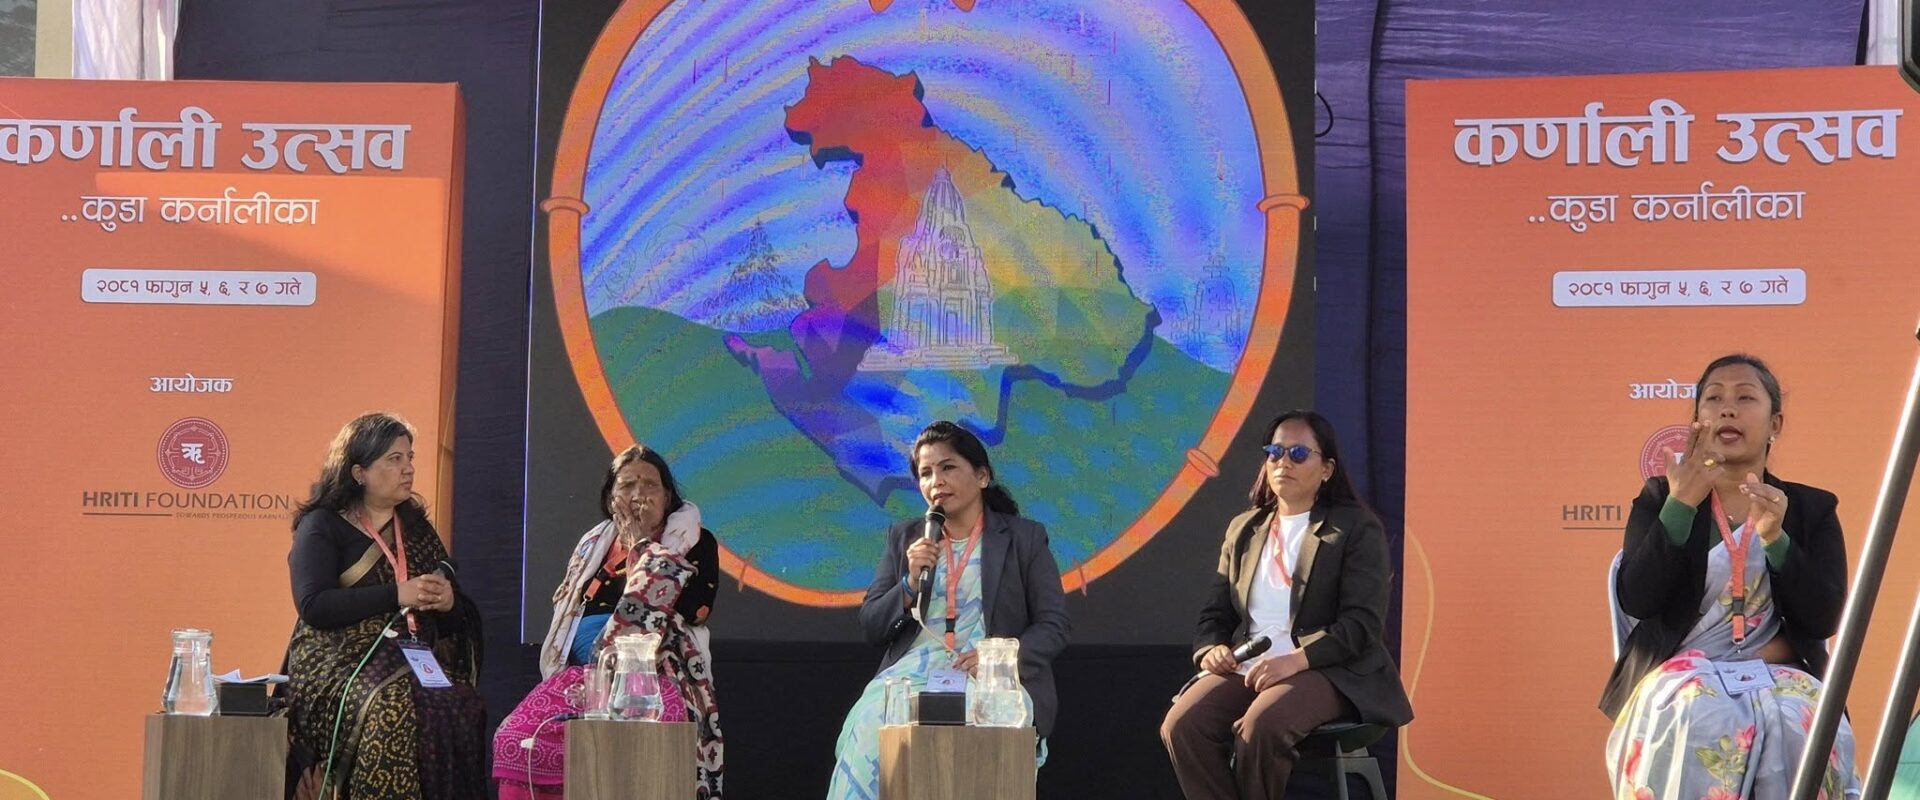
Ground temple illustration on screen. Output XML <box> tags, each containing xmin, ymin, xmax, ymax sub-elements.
<box><xmin>1177</xmin><ymin>249</ymin><xmax>1246</xmax><ymax>352</ymax></box>
<box><xmin>858</xmin><ymin>167</ymin><xmax>1019</xmax><ymax>372</ymax></box>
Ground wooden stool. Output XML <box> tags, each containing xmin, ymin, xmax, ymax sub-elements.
<box><xmin>140</xmin><ymin>714</ymin><xmax>286</xmax><ymax>800</ymax></box>
<box><xmin>879</xmin><ymin>725</ymin><xmax>1036</xmax><ymax>800</ymax></box>
<box><xmin>564</xmin><ymin>719</ymin><xmax>696</xmax><ymax>800</ymax></box>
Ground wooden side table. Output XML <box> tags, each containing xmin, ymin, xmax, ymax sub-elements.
<box><xmin>140</xmin><ymin>714</ymin><xmax>287</xmax><ymax>800</ymax></box>
<box><xmin>564</xmin><ymin>719</ymin><xmax>697</xmax><ymax>800</ymax></box>
<box><xmin>879</xmin><ymin>725</ymin><xmax>1036</xmax><ymax>800</ymax></box>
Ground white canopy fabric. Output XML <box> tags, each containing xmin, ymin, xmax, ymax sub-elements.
<box><xmin>72</xmin><ymin>0</ymin><xmax>177</xmax><ymax>79</ymax></box>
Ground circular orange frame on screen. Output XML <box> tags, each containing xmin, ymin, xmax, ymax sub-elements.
<box><xmin>543</xmin><ymin>0</ymin><xmax>1305</xmax><ymax>606</ymax></box>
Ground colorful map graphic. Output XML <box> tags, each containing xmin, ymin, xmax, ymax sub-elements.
<box><xmin>549</xmin><ymin>0</ymin><xmax>1300</xmax><ymax>603</ymax></box>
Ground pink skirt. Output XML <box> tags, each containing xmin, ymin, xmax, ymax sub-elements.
<box><xmin>491</xmin><ymin>664</ymin><xmax>688</xmax><ymax>795</ymax></box>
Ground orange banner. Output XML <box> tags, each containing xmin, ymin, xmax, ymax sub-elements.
<box><xmin>0</xmin><ymin>78</ymin><xmax>463</xmax><ymax>799</ymax></box>
<box><xmin>1405</xmin><ymin>66</ymin><xmax>1920</xmax><ymax>797</ymax></box>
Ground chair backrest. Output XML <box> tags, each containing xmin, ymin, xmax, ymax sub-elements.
<box><xmin>1607</xmin><ymin>550</ymin><xmax>1635</xmax><ymax>660</ymax></box>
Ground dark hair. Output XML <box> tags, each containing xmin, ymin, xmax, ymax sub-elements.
<box><xmin>1694</xmin><ymin>353</ymin><xmax>1784</xmax><ymax>415</ymax></box>
<box><xmin>294</xmin><ymin>412</ymin><xmax>425</xmax><ymax>529</ymax></box>
<box><xmin>1247</xmin><ymin>410</ymin><xmax>1365</xmax><ymax>512</ymax></box>
<box><xmin>909</xmin><ymin>420</ymin><xmax>1019</xmax><ymax>516</ymax></box>
<box><xmin>599</xmin><ymin>444</ymin><xmax>686</xmax><ymax>520</ymax></box>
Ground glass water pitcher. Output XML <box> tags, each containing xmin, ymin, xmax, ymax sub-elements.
<box><xmin>162</xmin><ymin>628</ymin><xmax>218</xmax><ymax>716</ymax></box>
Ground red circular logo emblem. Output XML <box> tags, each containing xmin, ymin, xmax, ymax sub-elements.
<box><xmin>1639</xmin><ymin>423</ymin><xmax>1691</xmax><ymax>481</ymax></box>
<box><xmin>157</xmin><ymin>417</ymin><xmax>229</xmax><ymax>489</ymax></box>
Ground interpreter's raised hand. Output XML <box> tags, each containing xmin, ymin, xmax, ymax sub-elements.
<box><xmin>1740</xmin><ymin>472</ymin><xmax>1789</xmax><ymax>545</ymax></box>
<box><xmin>1663</xmin><ymin>421</ymin><xmax>1724</xmax><ymax>507</ymax></box>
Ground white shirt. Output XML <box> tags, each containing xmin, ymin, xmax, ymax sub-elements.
<box><xmin>1238</xmin><ymin>510</ymin><xmax>1310</xmax><ymax>673</ymax></box>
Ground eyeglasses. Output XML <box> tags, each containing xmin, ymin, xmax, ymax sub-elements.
<box><xmin>1260</xmin><ymin>444</ymin><xmax>1322</xmax><ymax>464</ymax></box>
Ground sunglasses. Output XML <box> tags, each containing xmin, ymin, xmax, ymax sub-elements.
<box><xmin>1260</xmin><ymin>444</ymin><xmax>1322</xmax><ymax>464</ymax></box>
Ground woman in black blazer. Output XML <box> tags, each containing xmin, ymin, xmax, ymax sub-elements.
<box><xmin>826</xmin><ymin>421</ymin><xmax>1071</xmax><ymax>799</ymax></box>
<box><xmin>1603</xmin><ymin>354</ymin><xmax>1858</xmax><ymax>799</ymax></box>
<box><xmin>1161</xmin><ymin>410</ymin><xmax>1412</xmax><ymax>799</ymax></box>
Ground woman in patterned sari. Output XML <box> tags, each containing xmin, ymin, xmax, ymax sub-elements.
<box><xmin>283</xmin><ymin>412</ymin><xmax>486</xmax><ymax>800</ymax></box>
<box><xmin>1603</xmin><ymin>354</ymin><xmax>1860</xmax><ymax>799</ymax></box>
<box><xmin>492</xmin><ymin>444</ymin><xmax>725</xmax><ymax>799</ymax></box>
<box><xmin>828</xmin><ymin>421</ymin><xmax>1071</xmax><ymax>799</ymax></box>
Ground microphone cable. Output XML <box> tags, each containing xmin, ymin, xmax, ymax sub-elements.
<box><xmin>321</xmin><ymin>612</ymin><xmax>404</xmax><ymax>793</ymax></box>
<box><xmin>521</xmin><ymin>712</ymin><xmax>580</xmax><ymax>793</ymax></box>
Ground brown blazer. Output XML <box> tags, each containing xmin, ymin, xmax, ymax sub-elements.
<box><xmin>1191</xmin><ymin>502</ymin><xmax>1414</xmax><ymax>727</ymax></box>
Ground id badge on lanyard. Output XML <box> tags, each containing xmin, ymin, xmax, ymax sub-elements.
<box><xmin>396</xmin><ymin>641</ymin><xmax>452</xmax><ymax>688</ymax></box>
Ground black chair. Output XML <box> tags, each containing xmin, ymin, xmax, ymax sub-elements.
<box><xmin>1292</xmin><ymin>722</ymin><xmax>1389</xmax><ymax>800</ymax></box>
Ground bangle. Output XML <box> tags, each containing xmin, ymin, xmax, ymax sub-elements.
<box><xmin>900</xmin><ymin>575</ymin><xmax>918</xmax><ymax>598</ymax></box>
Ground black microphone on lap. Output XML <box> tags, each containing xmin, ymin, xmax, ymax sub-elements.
<box><xmin>1172</xmin><ymin>635</ymin><xmax>1276</xmax><ymax>701</ymax></box>
<box><xmin>915</xmin><ymin>505</ymin><xmax>946</xmax><ymax>615</ymax></box>
<box><xmin>1230</xmin><ymin>635</ymin><xmax>1273</xmax><ymax>664</ymax></box>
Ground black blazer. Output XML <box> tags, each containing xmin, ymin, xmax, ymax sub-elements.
<box><xmin>1600</xmin><ymin>473</ymin><xmax>1847</xmax><ymax>718</ymax></box>
<box><xmin>859</xmin><ymin>511</ymin><xmax>1072</xmax><ymax>736</ymax></box>
<box><xmin>1192</xmin><ymin>503</ymin><xmax>1414</xmax><ymax>727</ymax></box>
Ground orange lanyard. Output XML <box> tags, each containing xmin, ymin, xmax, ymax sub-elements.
<box><xmin>356</xmin><ymin>510</ymin><xmax>410</xmax><ymax>582</ymax></box>
<box><xmin>582</xmin><ymin>537</ymin><xmax>631</xmax><ymax>601</ymax></box>
<box><xmin>355</xmin><ymin>509</ymin><xmax>415</xmax><ymax>634</ymax></box>
<box><xmin>942</xmin><ymin>514</ymin><xmax>985</xmax><ymax>652</ymax></box>
<box><xmin>1709</xmin><ymin>491</ymin><xmax>1755</xmax><ymax>643</ymax></box>
<box><xmin>1265</xmin><ymin>513</ymin><xmax>1293</xmax><ymax>588</ymax></box>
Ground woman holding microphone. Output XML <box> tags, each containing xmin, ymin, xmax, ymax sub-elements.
<box><xmin>826</xmin><ymin>421</ymin><xmax>1071</xmax><ymax>799</ymax></box>
<box><xmin>1161</xmin><ymin>410</ymin><xmax>1412</xmax><ymax>799</ymax></box>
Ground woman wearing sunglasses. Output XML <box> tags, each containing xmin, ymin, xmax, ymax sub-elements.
<box><xmin>1160</xmin><ymin>410</ymin><xmax>1412</xmax><ymax>799</ymax></box>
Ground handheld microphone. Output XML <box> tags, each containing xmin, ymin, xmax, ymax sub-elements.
<box><xmin>1230</xmin><ymin>635</ymin><xmax>1273</xmax><ymax>663</ymax></box>
<box><xmin>1172</xmin><ymin>635</ymin><xmax>1278</xmax><ymax>701</ymax></box>
<box><xmin>915</xmin><ymin>505</ymin><xmax>946</xmax><ymax>594</ymax></box>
